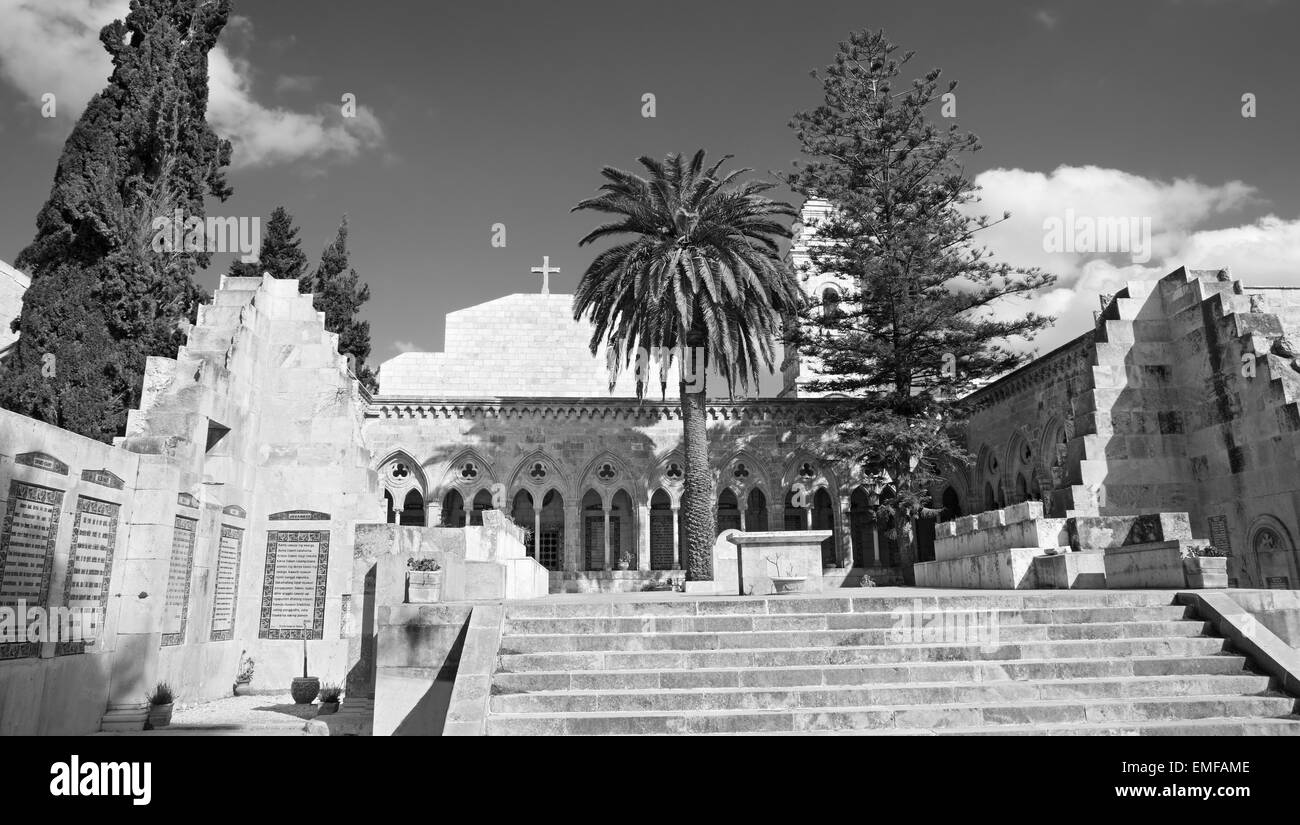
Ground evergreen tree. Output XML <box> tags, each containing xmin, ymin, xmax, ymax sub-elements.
<box><xmin>786</xmin><ymin>30</ymin><xmax>1056</xmax><ymax>574</ymax></box>
<box><xmin>228</xmin><ymin>206</ymin><xmax>309</xmax><ymax>280</ymax></box>
<box><xmin>310</xmin><ymin>216</ymin><xmax>378</xmax><ymax>392</ymax></box>
<box><xmin>0</xmin><ymin>0</ymin><xmax>233</xmax><ymax>442</ymax></box>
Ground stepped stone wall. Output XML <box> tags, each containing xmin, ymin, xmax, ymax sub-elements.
<box><xmin>951</xmin><ymin>267</ymin><xmax>1300</xmax><ymax>588</ymax></box>
<box><xmin>0</xmin><ymin>275</ymin><xmax>380</xmax><ymax>734</ymax></box>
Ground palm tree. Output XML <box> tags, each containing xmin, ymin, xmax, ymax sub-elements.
<box><xmin>572</xmin><ymin>150</ymin><xmax>802</xmax><ymax>581</ymax></box>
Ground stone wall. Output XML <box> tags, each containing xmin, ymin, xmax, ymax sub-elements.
<box><xmin>0</xmin><ymin>274</ymin><xmax>380</xmax><ymax>733</ymax></box>
<box><xmin>951</xmin><ymin>267</ymin><xmax>1300</xmax><ymax>588</ymax></box>
<box><xmin>0</xmin><ymin>259</ymin><xmax>30</xmax><ymax>357</ymax></box>
<box><xmin>379</xmin><ymin>293</ymin><xmax>684</xmax><ymax>398</ymax></box>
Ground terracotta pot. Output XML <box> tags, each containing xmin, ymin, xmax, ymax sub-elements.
<box><xmin>1184</xmin><ymin>557</ymin><xmax>1229</xmax><ymax>589</ymax></box>
<box><xmin>407</xmin><ymin>570</ymin><xmax>443</xmax><ymax>603</ymax></box>
<box><xmin>146</xmin><ymin>703</ymin><xmax>173</xmax><ymax>729</ymax></box>
<box><xmin>233</xmin><ymin>680</ymin><xmax>252</xmax><ymax>697</ymax></box>
<box><xmin>291</xmin><ymin>676</ymin><xmax>321</xmax><ymax>705</ymax></box>
<box><xmin>771</xmin><ymin>576</ymin><xmax>808</xmax><ymax>595</ymax></box>
<box><xmin>317</xmin><ymin>701</ymin><xmax>340</xmax><ymax>716</ymax></box>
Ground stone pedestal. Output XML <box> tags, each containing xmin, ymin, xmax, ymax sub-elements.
<box><xmin>719</xmin><ymin>530</ymin><xmax>832</xmax><ymax>597</ymax></box>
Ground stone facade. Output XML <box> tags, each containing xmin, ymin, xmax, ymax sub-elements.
<box><xmin>943</xmin><ymin>267</ymin><xmax>1300</xmax><ymax>587</ymax></box>
<box><xmin>368</xmin><ymin>282</ymin><xmax>896</xmax><ymax>588</ymax></box>
<box><xmin>0</xmin><ymin>275</ymin><xmax>378</xmax><ymax>734</ymax></box>
<box><xmin>0</xmin><ymin>259</ymin><xmax>30</xmax><ymax>359</ymax></box>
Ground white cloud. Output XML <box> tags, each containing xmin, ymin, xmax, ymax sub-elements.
<box><xmin>969</xmin><ymin>165</ymin><xmax>1297</xmax><ymax>353</ymax></box>
<box><xmin>0</xmin><ymin>0</ymin><xmax>384</xmax><ymax>168</ymax></box>
<box><xmin>1034</xmin><ymin>10</ymin><xmax>1061</xmax><ymax>30</ymax></box>
<box><xmin>0</xmin><ymin>0</ymin><xmax>121</xmax><ymax>114</ymax></box>
<box><xmin>392</xmin><ymin>340</ymin><xmax>421</xmax><ymax>355</ymax></box>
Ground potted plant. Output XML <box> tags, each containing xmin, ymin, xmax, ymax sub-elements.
<box><xmin>291</xmin><ymin>633</ymin><xmax>321</xmax><ymax>705</ymax></box>
<box><xmin>146</xmin><ymin>683</ymin><xmax>174</xmax><ymax>729</ymax></box>
<box><xmin>233</xmin><ymin>651</ymin><xmax>255</xmax><ymax>696</ymax></box>
<box><xmin>317</xmin><ymin>683</ymin><xmax>343</xmax><ymax>716</ymax></box>
<box><xmin>406</xmin><ymin>556</ymin><xmax>443</xmax><ymax>603</ymax></box>
<box><xmin>1182</xmin><ymin>544</ymin><xmax>1229</xmax><ymax>589</ymax></box>
<box><xmin>766</xmin><ymin>557</ymin><xmax>808</xmax><ymax>595</ymax></box>
<box><xmin>617</xmin><ymin>549</ymin><xmax>631</xmax><ymax>571</ymax></box>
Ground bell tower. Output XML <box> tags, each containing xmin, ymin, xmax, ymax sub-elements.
<box><xmin>780</xmin><ymin>198</ymin><xmax>854</xmax><ymax>398</ymax></box>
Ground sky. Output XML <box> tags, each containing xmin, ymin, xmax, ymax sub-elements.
<box><xmin>1</xmin><ymin>0</ymin><xmax>1298</xmax><ymax>383</ymax></box>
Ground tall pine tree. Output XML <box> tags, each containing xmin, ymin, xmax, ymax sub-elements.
<box><xmin>310</xmin><ymin>216</ymin><xmax>378</xmax><ymax>392</ymax></box>
<box><xmin>786</xmin><ymin>30</ymin><xmax>1056</xmax><ymax>575</ymax></box>
<box><xmin>0</xmin><ymin>0</ymin><xmax>233</xmax><ymax>442</ymax></box>
<box><xmin>228</xmin><ymin>206</ymin><xmax>309</xmax><ymax>280</ymax></box>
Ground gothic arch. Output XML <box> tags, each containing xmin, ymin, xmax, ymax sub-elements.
<box><xmin>717</xmin><ymin>449</ymin><xmax>772</xmax><ymax>498</ymax></box>
<box><xmin>973</xmin><ymin>444</ymin><xmax>999</xmax><ymax>511</ymax></box>
<box><xmin>1039</xmin><ymin>416</ymin><xmax>1070</xmax><ymax>490</ymax></box>
<box><xmin>780</xmin><ymin>451</ymin><xmax>837</xmax><ymax>499</ymax></box>
<box><xmin>933</xmin><ymin>458</ymin><xmax>974</xmax><ymax>516</ymax></box>
<box><xmin>432</xmin><ymin>447</ymin><xmax>498</xmax><ymax>503</ymax></box>
<box><xmin>578</xmin><ymin>451</ymin><xmax>643</xmax><ymax>502</ymax></box>
<box><xmin>1003</xmin><ymin>429</ymin><xmax>1036</xmax><ymax>504</ymax></box>
<box><xmin>375</xmin><ymin>449</ymin><xmax>429</xmax><ymax>504</ymax></box>
<box><xmin>1247</xmin><ymin>514</ymin><xmax>1294</xmax><ymax>552</ymax></box>
<box><xmin>648</xmin><ymin>451</ymin><xmax>687</xmax><ymax>505</ymax></box>
<box><xmin>506</xmin><ymin>449</ymin><xmax>573</xmax><ymax>502</ymax></box>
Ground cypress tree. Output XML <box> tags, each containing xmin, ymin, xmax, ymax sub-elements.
<box><xmin>227</xmin><ymin>206</ymin><xmax>309</xmax><ymax>280</ymax></box>
<box><xmin>0</xmin><ymin>0</ymin><xmax>233</xmax><ymax>442</ymax></box>
<box><xmin>310</xmin><ymin>217</ymin><xmax>378</xmax><ymax>392</ymax></box>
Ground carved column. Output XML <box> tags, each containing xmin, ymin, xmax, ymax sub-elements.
<box><xmin>564</xmin><ymin>501</ymin><xmax>580</xmax><ymax>572</ymax></box>
<box><xmin>603</xmin><ymin>504</ymin><xmax>612</xmax><ymax>571</ymax></box>
<box><xmin>837</xmin><ymin>492</ymin><xmax>853</xmax><ymax>568</ymax></box>
<box><xmin>637</xmin><ymin>504</ymin><xmax>651</xmax><ymax>571</ymax></box>
<box><xmin>671</xmin><ymin>504</ymin><xmax>682</xmax><ymax>570</ymax></box>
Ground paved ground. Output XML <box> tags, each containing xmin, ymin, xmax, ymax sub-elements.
<box><xmin>519</xmin><ymin>586</ymin><xmax>1198</xmax><ymax>603</ymax></box>
<box><xmin>99</xmin><ymin>694</ymin><xmax>318</xmax><ymax>736</ymax></box>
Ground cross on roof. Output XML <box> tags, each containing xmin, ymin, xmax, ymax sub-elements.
<box><xmin>530</xmin><ymin>256</ymin><xmax>561</xmax><ymax>295</ymax></box>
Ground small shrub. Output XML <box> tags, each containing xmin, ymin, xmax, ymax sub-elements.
<box><xmin>148</xmin><ymin>683</ymin><xmax>174</xmax><ymax>706</ymax></box>
<box><xmin>319</xmin><ymin>683</ymin><xmax>343</xmax><ymax>704</ymax></box>
<box><xmin>407</xmin><ymin>556</ymin><xmax>441</xmax><ymax>572</ymax></box>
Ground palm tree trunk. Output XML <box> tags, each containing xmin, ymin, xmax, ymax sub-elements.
<box><xmin>679</xmin><ymin>380</ymin><xmax>715</xmax><ymax>580</ymax></box>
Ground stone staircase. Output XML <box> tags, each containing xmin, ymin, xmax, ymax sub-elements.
<box><xmin>484</xmin><ymin>592</ymin><xmax>1300</xmax><ymax>735</ymax></box>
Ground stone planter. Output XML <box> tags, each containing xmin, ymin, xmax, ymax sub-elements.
<box><xmin>406</xmin><ymin>570</ymin><xmax>442</xmax><ymax>604</ymax></box>
<box><xmin>145</xmin><ymin>703</ymin><xmax>173</xmax><ymax>729</ymax></box>
<box><xmin>617</xmin><ymin>560</ymin><xmax>630</xmax><ymax>571</ymax></box>
<box><xmin>1184</xmin><ymin>556</ymin><xmax>1229</xmax><ymax>589</ymax></box>
<box><xmin>232</xmin><ymin>680</ymin><xmax>252</xmax><ymax>697</ymax></box>
<box><xmin>317</xmin><ymin>701</ymin><xmax>339</xmax><ymax>716</ymax></box>
<box><xmin>771</xmin><ymin>576</ymin><xmax>808</xmax><ymax>595</ymax></box>
<box><xmin>291</xmin><ymin>676</ymin><xmax>321</xmax><ymax>705</ymax></box>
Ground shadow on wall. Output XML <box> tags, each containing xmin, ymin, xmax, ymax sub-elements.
<box><xmin>391</xmin><ymin>619</ymin><xmax>467</xmax><ymax>736</ymax></box>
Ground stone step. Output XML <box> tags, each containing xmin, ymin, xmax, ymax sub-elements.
<box><xmin>501</xmin><ymin>605</ymin><xmax>1192</xmax><ymax>636</ymax></box>
<box><xmin>491</xmin><ymin>654</ymin><xmax>1252</xmax><ymax>694</ymax></box>
<box><xmin>501</xmin><ymin>592</ymin><xmax>1180</xmax><ymax>619</ymax></box>
<box><xmin>495</xmin><ymin>636</ymin><xmax>1229</xmax><ymax>672</ymax></box>
<box><xmin>490</xmin><ymin>674</ymin><xmax>1273</xmax><ymax>714</ymax></box>
<box><xmin>502</xmin><ymin>609</ymin><xmax>1196</xmax><ymax>637</ymax></box>
<box><xmin>484</xmin><ymin>695</ymin><xmax>1298</xmax><ymax>735</ymax></box>
<box><xmin>708</xmin><ymin>717</ymin><xmax>1300</xmax><ymax>736</ymax></box>
<box><xmin>497</xmin><ymin>621</ymin><xmax>1208</xmax><ymax>654</ymax></box>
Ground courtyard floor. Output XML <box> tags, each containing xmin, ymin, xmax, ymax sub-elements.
<box><xmin>97</xmin><ymin>693</ymin><xmax>318</xmax><ymax>736</ymax></box>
